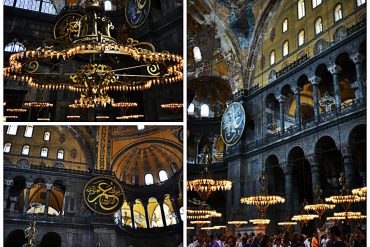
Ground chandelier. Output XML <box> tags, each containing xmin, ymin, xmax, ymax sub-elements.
<box><xmin>160</xmin><ymin>103</ymin><xmax>183</xmax><ymax>110</ymax></box>
<box><xmin>304</xmin><ymin>185</ymin><xmax>335</xmax><ymax>218</ymax></box>
<box><xmin>228</xmin><ymin>221</ymin><xmax>248</xmax><ymax>228</ymax></box>
<box><xmin>327</xmin><ymin>212</ymin><xmax>366</xmax><ymax>221</ymax></box>
<box><xmin>187</xmin><ymin>200</ymin><xmax>221</xmax><ymax>220</ymax></box>
<box><xmin>190</xmin><ymin>220</ymin><xmax>211</xmax><ymax>228</ymax></box>
<box><xmin>187</xmin><ymin>148</ymin><xmax>232</xmax><ymax>201</ymax></box>
<box><xmin>292</xmin><ymin>200</ymin><xmax>319</xmax><ymax>226</ymax></box>
<box><xmin>249</xmin><ymin>219</ymin><xmax>270</xmax><ymax>225</ymax></box>
<box><xmin>278</xmin><ymin>221</ymin><xmax>297</xmax><ymax>231</ymax></box>
<box><xmin>240</xmin><ymin>170</ymin><xmax>285</xmax><ymax>218</ymax></box>
<box><xmin>325</xmin><ymin>173</ymin><xmax>366</xmax><ymax>212</ymax></box>
<box><xmin>3</xmin><ymin>0</ymin><xmax>183</xmax><ymax>109</ymax></box>
<box><xmin>352</xmin><ymin>187</ymin><xmax>367</xmax><ymax>197</ymax></box>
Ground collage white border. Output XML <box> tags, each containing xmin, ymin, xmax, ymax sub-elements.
<box><xmin>1</xmin><ymin>1</ymin><xmax>370</xmax><ymax>246</ymax></box>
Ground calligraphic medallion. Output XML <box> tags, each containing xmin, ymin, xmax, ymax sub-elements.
<box><xmin>221</xmin><ymin>102</ymin><xmax>246</xmax><ymax>146</ymax></box>
<box><xmin>125</xmin><ymin>0</ymin><xmax>151</xmax><ymax>28</ymax></box>
<box><xmin>54</xmin><ymin>13</ymin><xmax>87</xmax><ymax>43</ymax></box>
<box><xmin>83</xmin><ymin>176</ymin><xmax>124</xmax><ymax>215</ymax></box>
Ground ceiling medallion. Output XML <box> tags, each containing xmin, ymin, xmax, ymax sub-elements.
<box><xmin>4</xmin><ymin>0</ymin><xmax>183</xmax><ymax>109</ymax></box>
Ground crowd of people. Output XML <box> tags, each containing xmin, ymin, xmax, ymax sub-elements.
<box><xmin>187</xmin><ymin>226</ymin><xmax>366</xmax><ymax>247</ymax></box>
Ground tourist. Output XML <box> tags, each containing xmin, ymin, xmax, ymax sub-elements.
<box><xmin>328</xmin><ymin>226</ymin><xmax>347</xmax><ymax>247</ymax></box>
<box><xmin>291</xmin><ymin>232</ymin><xmax>305</xmax><ymax>247</ymax></box>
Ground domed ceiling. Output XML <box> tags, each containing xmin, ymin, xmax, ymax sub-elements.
<box><xmin>110</xmin><ymin>126</ymin><xmax>183</xmax><ymax>185</ymax></box>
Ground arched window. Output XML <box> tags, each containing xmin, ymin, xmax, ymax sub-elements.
<box><xmin>57</xmin><ymin>149</ymin><xmax>64</xmax><ymax>160</ymax></box>
<box><xmin>7</xmin><ymin>125</ymin><xmax>18</xmax><ymax>135</ymax></box>
<box><xmin>4</xmin><ymin>143</ymin><xmax>12</xmax><ymax>153</ymax></box>
<box><xmin>282</xmin><ymin>18</ymin><xmax>288</xmax><ymax>33</ymax></box>
<box><xmin>200</xmin><ymin>104</ymin><xmax>209</xmax><ymax>117</ymax></box>
<box><xmin>193</xmin><ymin>46</ymin><xmax>202</xmax><ymax>62</ymax></box>
<box><xmin>24</xmin><ymin>126</ymin><xmax>33</xmax><ymax>138</ymax></box>
<box><xmin>43</xmin><ymin>131</ymin><xmax>51</xmax><ymax>141</ymax></box>
<box><xmin>40</xmin><ymin>147</ymin><xmax>48</xmax><ymax>157</ymax></box>
<box><xmin>357</xmin><ymin>0</ymin><xmax>366</xmax><ymax>7</ymax></box>
<box><xmin>270</xmin><ymin>50</ymin><xmax>276</xmax><ymax>65</ymax></box>
<box><xmin>315</xmin><ymin>17</ymin><xmax>323</xmax><ymax>35</ymax></box>
<box><xmin>170</xmin><ymin>163</ymin><xmax>178</xmax><ymax>174</ymax></box>
<box><xmin>312</xmin><ymin>0</ymin><xmax>322</xmax><ymax>9</ymax></box>
<box><xmin>187</xmin><ymin>103</ymin><xmax>195</xmax><ymax>115</ymax></box>
<box><xmin>298</xmin><ymin>30</ymin><xmax>305</xmax><ymax>46</ymax></box>
<box><xmin>159</xmin><ymin>170</ymin><xmax>168</xmax><ymax>182</ymax></box>
<box><xmin>4</xmin><ymin>41</ymin><xmax>26</xmax><ymax>52</ymax></box>
<box><xmin>40</xmin><ymin>0</ymin><xmax>57</xmax><ymax>14</ymax></box>
<box><xmin>334</xmin><ymin>4</ymin><xmax>343</xmax><ymax>22</ymax></box>
<box><xmin>298</xmin><ymin>0</ymin><xmax>306</xmax><ymax>19</ymax></box>
<box><xmin>282</xmin><ymin>41</ymin><xmax>289</xmax><ymax>57</ymax></box>
<box><xmin>145</xmin><ymin>174</ymin><xmax>154</xmax><ymax>185</ymax></box>
<box><xmin>22</xmin><ymin>145</ymin><xmax>30</xmax><ymax>155</ymax></box>
<box><xmin>104</xmin><ymin>0</ymin><xmax>112</xmax><ymax>11</ymax></box>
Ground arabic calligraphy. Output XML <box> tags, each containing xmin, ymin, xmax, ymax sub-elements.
<box><xmin>83</xmin><ymin>177</ymin><xmax>124</xmax><ymax>215</ymax></box>
<box><xmin>125</xmin><ymin>0</ymin><xmax>151</xmax><ymax>28</ymax></box>
<box><xmin>221</xmin><ymin>102</ymin><xmax>246</xmax><ymax>146</ymax></box>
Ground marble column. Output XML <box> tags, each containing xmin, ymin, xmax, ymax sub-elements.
<box><xmin>143</xmin><ymin>201</ymin><xmax>151</xmax><ymax>228</ymax></box>
<box><xmin>23</xmin><ymin>181</ymin><xmax>33</xmax><ymax>214</ymax></box>
<box><xmin>44</xmin><ymin>183</ymin><xmax>53</xmax><ymax>215</ymax></box>
<box><xmin>170</xmin><ymin>197</ymin><xmax>182</xmax><ymax>223</ymax></box>
<box><xmin>194</xmin><ymin>137</ymin><xmax>200</xmax><ymax>164</ymax></box>
<box><xmin>277</xmin><ymin>95</ymin><xmax>286</xmax><ymax>135</ymax></box>
<box><xmin>308</xmin><ymin>155</ymin><xmax>321</xmax><ymax>194</ymax></box>
<box><xmin>350</xmin><ymin>53</ymin><xmax>365</xmax><ymax>101</ymax></box>
<box><xmin>159</xmin><ymin>199</ymin><xmax>167</xmax><ymax>227</ymax></box>
<box><xmin>292</xmin><ymin>87</ymin><xmax>302</xmax><ymax>126</ymax></box>
<box><xmin>9</xmin><ymin>197</ymin><xmax>18</xmax><ymax>212</ymax></box>
<box><xmin>129</xmin><ymin>202</ymin><xmax>135</xmax><ymax>229</ymax></box>
<box><xmin>284</xmin><ymin>163</ymin><xmax>294</xmax><ymax>215</ymax></box>
<box><xmin>328</xmin><ymin>64</ymin><xmax>342</xmax><ymax>110</ymax></box>
<box><xmin>341</xmin><ymin>146</ymin><xmax>356</xmax><ymax>189</ymax></box>
<box><xmin>4</xmin><ymin>179</ymin><xmax>13</xmax><ymax>209</ymax></box>
<box><xmin>208</xmin><ymin>134</ymin><xmax>215</xmax><ymax>157</ymax></box>
<box><xmin>310</xmin><ymin>76</ymin><xmax>321</xmax><ymax>122</ymax></box>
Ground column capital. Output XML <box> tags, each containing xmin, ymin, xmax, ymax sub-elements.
<box><xmin>327</xmin><ymin>64</ymin><xmax>342</xmax><ymax>75</ymax></box>
<box><xmin>282</xmin><ymin>162</ymin><xmax>294</xmax><ymax>175</ymax></box>
<box><xmin>26</xmin><ymin>181</ymin><xmax>33</xmax><ymax>189</ymax></box>
<box><xmin>341</xmin><ymin>145</ymin><xmax>353</xmax><ymax>157</ymax></box>
<box><xmin>307</xmin><ymin>154</ymin><xmax>320</xmax><ymax>165</ymax></box>
<box><xmin>5</xmin><ymin>179</ymin><xmax>13</xmax><ymax>187</ymax></box>
<box><xmin>309</xmin><ymin>76</ymin><xmax>321</xmax><ymax>85</ymax></box>
<box><xmin>277</xmin><ymin>95</ymin><xmax>286</xmax><ymax>103</ymax></box>
<box><xmin>292</xmin><ymin>86</ymin><xmax>302</xmax><ymax>95</ymax></box>
<box><xmin>45</xmin><ymin>183</ymin><xmax>53</xmax><ymax>190</ymax></box>
<box><xmin>9</xmin><ymin>196</ymin><xmax>18</xmax><ymax>202</ymax></box>
<box><xmin>350</xmin><ymin>53</ymin><xmax>364</xmax><ymax>64</ymax></box>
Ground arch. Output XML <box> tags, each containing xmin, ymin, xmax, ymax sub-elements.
<box><xmin>265</xmin><ymin>93</ymin><xmax>280</xmax><ymax>133</ymax></box>
<box><xmin>187</xmin><ymin>103</ymin><xmax>195</xmax><ymax>115</ymax></box>
<box><xmin>121</xmin><ymin>201</ymin><xmax>133</xmax><ymax>227</ymax></box>
<box><xmin>43</xmin><ymin>131</ymin><xmax>51</xmax><ymax>141</ymax></box>
<box><xmin>40</xmin><ymin>147</ymin><xmax>48</xmax><ymax>157</ymax></box>
<box><xmin>282</xmin><ymin>40</ymin><xmax>289</xmax><ymax>57</ymax></box>
<box><xmin>133</xmin><ymin>199</ymin><xmax>147</xmax><ymax>228</ymax></box>
<box><xmin>7</xmin><ymin>125</ymin><xmax>18</xmax><ymax>135</ymax></box>
<box><xmin>4</xmin><ymin>142</ymin><xmax>12</xmax><ymax>153</ymax></box>
<box><xmin>104</xmin><ymin>0</ymin><xmax>112</xmax><ymax>11</ymax></box>
<box><xmin>314</xmin><ymin>17</ymin><xmax>323</xmax><ymax>35</ymax></box>
<box><xmin>297</xmin><ymin>0</ymin><xmax>306</xmax><ymax>19</ymax></box>
<box><xmin>335</xmin><ymin>53</ymin><xmax>356</xmax><ymax>103</ymax></box>
<box><xmin>314</xmin><ymin>39</ymin><xmax>328</xmax><ymax>55</ymax></box>
<box><xmin>163</xmin><ymin>194</ymin><xmax>178</xmax><ymax>225</ymax></box>
<box><xmin>333</xmin><ymin>26</ymin><xmax>347</xmax><ymax>43</ymax></box>
<box><xmin>21</xmin><ymin>145</ymin><xmax>30</xmax><ymax>156</ymax></box>
<box><xmin>40</xmin><ymin>232</ymin><xmax>62</xmax><ymax>247</ymax></box>
<box><xmin>282</xmin><ymin>18</ymin><xmax>288</xmax><ymax>33</ymax></box>
<box><xmin>298</xmin><ymin>29</ymin><xmax>305</xmax><ymax>47</ymax></box>
<box><xmin>57</xmin><ymin>149</ymin><xmax>64</xmax><ymax>160</ymax></box>
<box><xmin>24</xmin><ymin>126</ymin><xmax>33</xmax><ymax>137</ymax></box>
<box><xmin>5</xmin><ymin>229</ymin><xmax>26</xmax><ymax>247</ymax></box>
<box><xmin>200</xmin><ymin>104</ymin><xmax>210</xmax><ymax>117</ymax></box>
<box><xmin>334</xmin><ymin>4</ymin><xmax>343</xmax><ymax>22</ymax></box>
<box><xmin>348</xmin><ymin>124</ymin><xmax>366</xmax><ymax>187</ymax></box>
<box><xmin>270</xmin><ymin>50</ymin><xmax>276</xmax><ymax>65</ymax></box>
<box><xmin>148</xmin><ymin>197</ymin><xmax>163</xmax><ymax>228</ymax></box>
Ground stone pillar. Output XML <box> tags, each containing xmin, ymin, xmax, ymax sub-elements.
<box><xmin>350</xmin><ymin>53</ymin><xmax>365</xmax><ymax>101</ymax></box>
<box><xmin>9</xmin><ymin>197</ymin><xmax>18</xmax><ymax>212</ymax></box>
<box><xmin>44</xmin><ymin>183</ymin><xmax>53</xmax><ymax>215</ymax></box>
<box><xmin>308</xmin><ymin>155</ymin><xmax>321</xmax><ymax>194</ymax></box>
<box><xmin>284</xmin><ymin>163</ymin><xmax>294</xmax><ymax>215</ymax></box>
<box><xmin>310</xmin><ymin>76</ymin><xmax>321</xmax><ymax>122</ymax></box>
<box><xmin>143</xmin><ymin>201</ymin><xmax>151</xmax><ymax>228</ymax></box>
<box><xmin>277</xmin><ymin>95</ymin><xmax>286</xmax><ymax>135</ymax></box>
<box><xmin>328</xmin><ymin>64</ymin><xmax>342</xmax><ymax>110</ymax></box>
<box><xmin>170</xmin><ymin>197</ymin><xmax>182</xmax><ymax>223</ymax></box>
<box><xmin>4</xmin><ymin>179</ymin><xmax>13</xmax><ymax>209</ymax></box>
<box><xmin>129</xmin><ymin>202</ymin><xmax>135</xmax><ymax>229</ymax></box>
<box><xmin>293</xmin><ymin>87</ymin><xmax>302</xmax><ymax>126</ymax></box>
<box><xmin>194</xmin><ymin>137</ymin><xmax>200</xmax><ymax>164</ymax></box>
<box><xmin>341</xmin><ymin>146</ymin><xmax>356</xmax><ymax>189</ymax></box>
<box><xmin>158</xmin><ymin>199</ymin><xmax>167</xmax><ymax>227</ymax></box>
<box><xmin>208</xmin><ymin>134</ymin><xmax>215</xmax><ymax>157</ymax></box>
<box><xmin>23</xmin><ymin>181</ymin><xmax>33</xmax><ymax>214</ymax></box>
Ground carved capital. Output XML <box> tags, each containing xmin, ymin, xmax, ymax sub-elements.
<box><xmin>341</xmin><ymin>145</ymin><xmax>353</xmax><ymax>158</ymax></box>
<box><xmin>327</xmin><ymin>64</ymin><xmax>342</xmax><ymax>75</ymax></box>
<box><xmin>350</xmin><ymin>53</ymin><xmax>364</xmax><ymax>64</ymax></box>
<box><xmin>277</xmin><ymin>95</ymin><xmax>286</xmax><ymax>103</ymax></box>
<box><xmin>282</xmin><ymin>163</ymin><xmax>294</xmax><ymax>175</ymax></box>
<box><xmin>292</xmin><ymin>86</ymin><xmax>302</xmax><ymax>95</ymax></box>
<box><xmin>309</xmin><ymin>76</ymin><xmax>321</xmax><ymax>85</ymax></box>
<box><xmin>307</xmin><ymin>155</ymin><xmax>320</xmax><ymax>166</ymax></box>
<box><xmin>46</xmin><ymin>183</ymin><xmax>53</xmax><ymax>190</ymax></box>
<box><xmin>26</xmin><ymin>181</ymin><xmax>33</xmax><ymax>189</ymax></box>
<box><xmin>5</xmin><ymin>179</ymin><xmax>13</xmax><ymax>187</ymax></box>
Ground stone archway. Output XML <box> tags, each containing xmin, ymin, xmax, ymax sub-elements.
<box><xmin>40</xmin><ymin>232</ymin><xmax>62</xmax><ymax>247</ymax></box>
<box><xmin>5</xmin><ymin>229</ymin><xmax>26</xmax><ymax>247</ymax></box>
